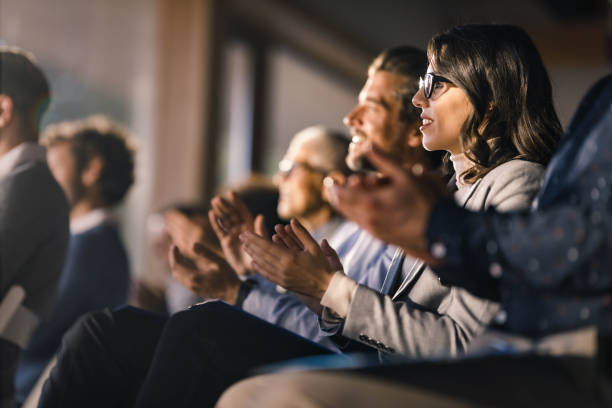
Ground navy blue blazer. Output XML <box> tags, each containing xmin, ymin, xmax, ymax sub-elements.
<box><xmin>15</xmin><ymin>222</ymin><xmax>130</xmax><ymax>402</ymax></box>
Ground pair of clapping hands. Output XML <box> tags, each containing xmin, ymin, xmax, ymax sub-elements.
<box><xmin>242</xmin><ymin>144</ymin><xmax>447</xmax><ymax>300</ymax></box>
<box><xmin>166</xmin><ymin>143</ymin><xmax>446</xmax><ymax>304</ymax></box>
<box><xmin>165</xmin><ymin>190</ymin><xmax>342</xmax><ymax>304</ymax></box>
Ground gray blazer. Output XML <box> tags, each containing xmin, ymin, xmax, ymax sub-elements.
<box><xmin>0</xmin><ymin>144</ymin><xmax>69</xmax><ymax>347</ymax></box>
<box><xmin>338</xmin><ymin>159</ymin><xmax>544</xmax><ymax>358</ymax></box>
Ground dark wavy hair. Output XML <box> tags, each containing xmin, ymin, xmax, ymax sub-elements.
<box><xmin>43</xmin><ymin>116</ymin><xmax>135</xmax><ymax>206</ymax></box>
<box><xmin>427</xmin><ymin>24</ymin><xmax>563</xmax><ymax>182</ymax></box>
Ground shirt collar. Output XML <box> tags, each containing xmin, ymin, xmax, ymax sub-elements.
<box><xmin>70</xmin><ymin>208</ymin><xmax>114</xmax><ymax>235</ymax></box>
<box><xmin>0</xmin><ymin>142</ymin><xmax>46</xmax><ymax>180</ymax></box>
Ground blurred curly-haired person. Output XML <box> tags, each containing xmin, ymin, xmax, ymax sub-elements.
<box><xmin>15</xmin><ymin>116</ymin><xmax>135</xmax><ymax>405</ymax></box>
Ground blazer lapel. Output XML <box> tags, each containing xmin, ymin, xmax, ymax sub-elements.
<box><xmin>391</xmin><ymin>257</ymin><xmax>426</xmax><ymax>300</ymax></box>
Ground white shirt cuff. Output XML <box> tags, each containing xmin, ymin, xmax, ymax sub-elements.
<box><xmin>320</xmin><ymin>271</ymin><xmax>359</xmax><ymax>318</ymax></box>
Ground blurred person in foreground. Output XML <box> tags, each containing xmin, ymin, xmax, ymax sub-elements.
<box><xmin>14</xmin><ymin>116</ymin><xmax>135</xmax><ymax>404</ymax></box>
<box><xmin>0</xmin><ymin>47</ymin><xmax>69</xmax><ymax>407</ymax></box>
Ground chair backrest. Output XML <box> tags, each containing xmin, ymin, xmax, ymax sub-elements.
<box><xmin>0</xmin><ymin>285</ymin><xmax>26</xmax><ymax>334</ymax></box>
<box><xmin>0</xmin><ymin>285</ymin><xmax>39</xmax><ymax>348</ymax></box>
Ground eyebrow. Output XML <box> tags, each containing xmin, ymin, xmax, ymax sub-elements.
<box><xmin>365</xmin><ymin>95</ymin><xmax>392</xmax><ymax>111</ymax></box>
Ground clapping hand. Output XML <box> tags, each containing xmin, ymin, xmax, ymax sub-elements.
<box><xmin>169</xmin><ymin>243</ymin><xmax>241</xmax><ymax>303</ymax></box>
<box><xmin>325</xmin><ymin>142</ymin><xmax>448</xmax><ymax>263</ymax></box>
<box><xmin>240</xmin><ymin>218</ymin><xmax>341</xmax><ymax>300</ymax></box>
<box><xmin>209</xmin><ymin>191</ymin><xmax>267</xmax><ymax>276</ymax></box>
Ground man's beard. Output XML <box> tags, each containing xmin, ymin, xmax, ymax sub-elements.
<box><xmin>347</xmin><ymin>154</ymin><xmax>377</xmax><ymax>173</ymax></box>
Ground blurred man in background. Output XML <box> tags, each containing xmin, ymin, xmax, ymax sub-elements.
<box><xmin>15</xmin><ymin>116</ymin><xmax>135</xmax><ymax>404</ymax></box>
<box><xmin>0</xmin><ymin>47</ymin><xmax>69</xmax><ymax>407</ymax></box>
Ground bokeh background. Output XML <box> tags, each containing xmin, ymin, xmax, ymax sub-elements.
<box><xmin>1</xmin><ymin>0</ymin><xmax>609</xmax><ymax>290</ymax></box>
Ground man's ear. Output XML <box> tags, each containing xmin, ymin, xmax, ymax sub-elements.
<box><xmin>0</xmin><ymin>95</ymin><xmax>15</xmax><ymax>129</ymax></box>
<box><xmin>405</xmin><ymin>125</ymin><xmax>423</xmax><ymax>148</ymax></box>
<box><xmin>81</xmin><ymin>156</ymin><xmax>104</xmax><ymax>187</ymax></box>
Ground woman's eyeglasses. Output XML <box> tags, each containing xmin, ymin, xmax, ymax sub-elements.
<box><xmin>419</xmin><ymin>73</ymin><xmax>452</xmax><ymax>99</ymax></box>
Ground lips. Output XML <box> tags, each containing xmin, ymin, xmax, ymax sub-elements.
<box><xmin>420</xmin><ymin>114</ymin><xmax>433</xmax><ymax>131</ymax></box>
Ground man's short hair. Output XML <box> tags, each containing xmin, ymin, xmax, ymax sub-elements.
<box><xmin>368</xmin><ymin>46</ymin><xmax>427</xmax><ymax>127</ymax></box>
<box><xmin>368</xmin><ymin>47</ymin><xmax>443</xmax><ymax>170</ymax></box>
<box><xmin>0</xmin><ymin>47</ymin><xmax>50</xmax><ymax>136</ymax></box>
<box><xmin>43</xmin><ymin>115</ymin><xmax>135</xmax><ymax>206</ymax></box>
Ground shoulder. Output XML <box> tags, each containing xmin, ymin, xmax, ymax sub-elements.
<box><xmin>1</xmin><ymin>161</ymin><xmax>65</xmax><ymax>202</ymax></box>
<box><xmin>471</xmin><ymin>160</ymin><xmax>545</xmax><ymax>212</ymax></box>
<box><xmin>483</xmin><ymin>159</ymin><xmax>544</xmax><ymax>182</ymax></box>
<box><xmin>73</xmin><ymin>223</ymin><xmax>125</xmax><ymax>252</ymax></box>
<box><xmin>479</xmin><ymin>160</ymin><xmax>544</xmax><ymax>193</ymax></box>
<box><xmin>0</xmin><ymin>161</ymin><xmax>68</xmax><ymax>220</ymax></box>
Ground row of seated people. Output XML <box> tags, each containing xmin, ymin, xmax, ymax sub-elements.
<box><xmin>2</xmin><ymin>22</ymin><xmax>611</xmax><ymax>407</ymax></box>
<box><xmin>33</xmin><ymin>23</ymin><xmax>612</xmax><ymax>408</ymax></box>
<box><xmin>0</xmin><ymin>46</ymin><xmax>358</xmax><ymax>406</ymax></box>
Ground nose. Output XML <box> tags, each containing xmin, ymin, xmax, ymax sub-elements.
<box><xmin>343</xmin><ymin>105</ymin><xmax>361</xmax><ymax>128</ymax></box>
<box><xmin>412</xmin><ymin>87</ymin><xmax>427</xmax><ymax>109</ymax></box>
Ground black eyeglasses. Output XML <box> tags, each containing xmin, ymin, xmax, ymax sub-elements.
<box><xmin>419</xmin><ymin>73</ymin><xmax>452</xmax><ymax>99</ymax></box>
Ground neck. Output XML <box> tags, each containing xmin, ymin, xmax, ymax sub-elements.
<box><xmin>0</xmin><ymin>136</ymin><xmax>25</xmax><ymax>158</ymax></box>
<box><xmin>297</xmin><ymin>205</ymin><xmax>334</xmax><ymax>234</ymax></box>
<box><xmin>70</xmin><ymin>200</ymin><xmax>104</xmax><ymax>222</ymax></box>
<box><xmin>0</xmin><ymin>119</ymin><xmax>35</xmax><ymax>158</ymax></box>
<box><xmin>449</xmin><ymin>152</ymin><xmax>475</xmax><ymax>189</ymax></box>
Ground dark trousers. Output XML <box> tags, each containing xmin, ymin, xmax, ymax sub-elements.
<box><xmin>38</xmin><ymin>305</ymin><xmax>167</xmax><ymax>408</ymax></box>
<box><xmin>133</xmin><ymin>301</ymin><xmax>333</xmax><ymax>408</ymax></box>
<box><xmin>0</xmin><ymin>338</ymin><xmax>20</xmax><ymax>408</ymax></box>
<box><xmin>38</xmin><ymin>301</ymin><xmax>333</xmax><ymax>408</ymax></box>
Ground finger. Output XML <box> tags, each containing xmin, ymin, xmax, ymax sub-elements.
<box><xmin>243</xmin><ymin>243</ymin><xmax>280</xmax><ymax>275</ymax></box>
<box><xmin>208</xmin><ymin>210</ymin><xmax>227</xmax><ymax>240</ymax></box>
<box><xmin>229</xmin><ymin>191</ymin><xmax>253</xmax><ymax>223</ymax></box>
<box><xmin>250</xmin><ymin>258</ymin><xmax>280</xmax><ymax>283</ymax></box>
<box><xmin>273</xmin><ymin>225</ymin><xmax>292</xmax><ymax>249</ymax></box>
<box><xmin>168</xmin><ymin>244</ymin><xmax>179</xmax><ymax>269</ymax></box>
<box><xmin>240</xmin><ymin>231</ymin><xmax>288</xmax><ymax>264</ymax></box>
<box><xmin>254</xmin><ymin>214</ymin><xmax>268</xmax><ymax>238</ymax></box>
<box><xmin>289</xmin><ymin>218</ymin><xmax>320</xmax><ymax>253</ymax></box>
<box><xmin>320</xmin><ymin>239</ymin><xmax>343</xmax><ymax>271</ymax></box>
<box><xmin>365</xmin><ymin>145</ymin><xmax>411</xmax><ymax>180</ymax></box>
<box><xmin>274</xmin><ymin>225</ymin><xmax>301</xmax><ymax>251</ymax></box>
<box><xmin>281</xmin><ymin>224</ymin><xmax>304</xmax><ymax>250</ymax></box>
<box><xmin>193</xmin><ymin>239</ymin><xmax>225</xmax><ymax>264</ymax></box>
<box><xmin>271</xmin><ymin>234</ymin><xmax>287</xmax><ymax>248</ymax></box>
<box><xmin>211</xmin><ymin>196</ymin><xmax>240</xmax><ymax>225</ymax></box>
<box><xmin>285</xmin><ymin>224</ymin><xmax>305</xmax><ymax>250</ymax></box>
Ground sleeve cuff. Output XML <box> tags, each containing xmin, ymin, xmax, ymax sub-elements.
<box><xmin>320</xmin><ymin>271</ymin><xmax>359</xmax><ymax>318</ymax></box>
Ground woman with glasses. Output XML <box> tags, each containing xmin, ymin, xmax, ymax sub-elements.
<box><xmin>411</xmin><ymin>24</ymin><xmax>562</xmax><ymax>212</ymax></box>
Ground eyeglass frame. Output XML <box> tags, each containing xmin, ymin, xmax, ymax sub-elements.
<box><xmin>277</xmin><ymin>159</ymin><xmax>330</xmax><ymax>177</ymax></box>
<box><xmin>419</xmin><ymin>73</ymin><xmax>453</xmax><ymax>99</ymax></box>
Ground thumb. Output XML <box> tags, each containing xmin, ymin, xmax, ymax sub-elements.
<box><xmin>320</xmin><ymin>239</ymin><xmax>342</xmax><ymax>272</ymax></box>
<box><xmin>254</xmin><ymin>214</ymin><xmax>268</xmax><ymax>238</ymax></box>
<box><xmin>366</xmin><ymin>144</ymin><xmax>412</xmax><ymax>180</ymax></box>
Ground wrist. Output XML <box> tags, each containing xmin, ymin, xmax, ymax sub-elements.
<box><xmin>233</xmin><ymin>279</ymin><xmax>258</xmax><ymax>309</ymax></box>
<box><xmin>314</xmin><ymin>271</ymin><xmax>334</xmax><ymax>300</ymax></box>
<box><xmin>223</xmin><ymin>279</ymin><xmax>242</xmax><ymax>304</ymax></box>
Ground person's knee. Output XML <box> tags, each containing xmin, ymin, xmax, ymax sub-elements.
<box><xmin>168</xmin><ymin>300</ymin><xmax>233</xmax><ymax>329</ymax></box>
<box><xmin>62</xmin><ymin>309</ymin><xmax>115</xmax><ymax>348</ymax></box>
